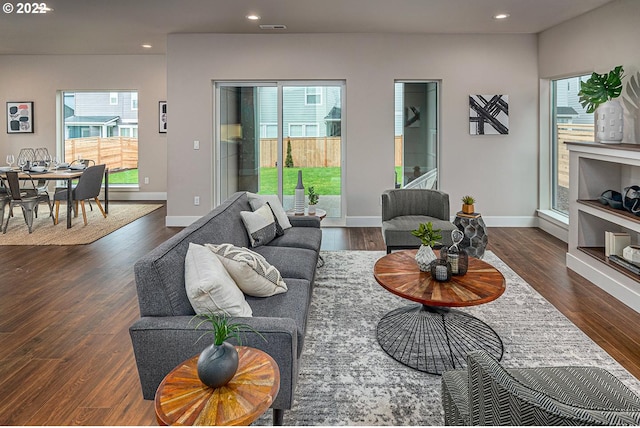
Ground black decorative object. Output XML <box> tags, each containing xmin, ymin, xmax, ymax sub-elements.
<box><xmin>440</xmin><ymin>230</ymin><xmax>468</xmax><ymax>275</ymax></box>
<box><xmin>430</xmin><ymin>258</ymin><xmax>452</xmax><ymax>282</ymax></box>
<box><xmin>197</xmin><ymin>341</ymin><xmax>239</xmax><ymax>388</ymax></box>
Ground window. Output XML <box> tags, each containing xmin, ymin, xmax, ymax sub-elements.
<box><xmin>551</xmin><ymin>75</ymin><xmax>593</xmax><ymax>215</ymax></box>
<box><xmin>305</xmin><ymin>87</ymin><xmax>322</xmax><ymax>105</ymax></box>
<box><xmin>61</xmin><ymin>90</ymin><xmax>139</xmax><ymax>185</ymax></box>
<box><xmin>289</xmin><ymin>123</ymin><xmax>319</xmax><ymax>137</ymax></box>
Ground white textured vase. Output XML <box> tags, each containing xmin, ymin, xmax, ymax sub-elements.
<box><xmin>294</xmin><ymin>170</ymin><xmax>305</xmax><ymax>214</ymax></box>
<box><xmin>596</xmin><ymin>99</ymin><xmax>623</xmax><ymax>144</ymax></box>
<box><xmin>415</xmin><ymin>245</ymin><xmax>437</xmax><ymax>272</ymax></box>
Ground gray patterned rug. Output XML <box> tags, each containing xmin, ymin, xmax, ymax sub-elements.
<box><xmin>258</xmin><ymin>250</ymin><xmax>640</xmax><ymax>426</ymax></box>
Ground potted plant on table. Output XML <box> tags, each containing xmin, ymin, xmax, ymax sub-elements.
<box><xmin>461</xmin><ymin>195</ymin><xmax>475</xmax><ymax>214</ymax></box>
<box><xmin>192</xmin><ymin>312</ymin><xmax>263</xmax><ymax>388</ymax></box>
<box><xmin>578</xmin><ymin>65</ymin><xmax>625</xmax><ymax>143</ymax></box>
<box><xmin>308</xmin><ymin>186</ymin><xmax>319</xmax><ymax>215</ymax></box>
<box><xmin>411</xmin><ymin>221</ymin><xmax>442</xmax><ymax>271</ymax></box>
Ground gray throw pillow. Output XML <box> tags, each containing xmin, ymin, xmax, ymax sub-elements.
<box><xmin>240</xmin><ymin>203</ymin><xmax>277</xmax><ymax>247</ymax></box>
<box><xmin>247</xmin><ymin>192</ymin><xmax>293</xmax><ymax>230</ymax></box>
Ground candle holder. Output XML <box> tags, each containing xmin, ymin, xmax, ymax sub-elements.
<box><xmin>440</xmin><ymin>230</ymin><xmax>468</xmax><ymax>275</ymax></box>
<box><xmin>430</xmin><ymin>258</ymin><xmax>452</xmax><ymax>282</ymax></box>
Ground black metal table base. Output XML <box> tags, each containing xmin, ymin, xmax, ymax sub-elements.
<box><xmin>376</xmin><ymin>304</ymin><xmax>503</xmax><ymax>375</ymax></box>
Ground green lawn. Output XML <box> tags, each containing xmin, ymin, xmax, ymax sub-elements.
<box><xmin>259</xmin><ymin>167</ymin><xmax>341</xmax><ymax>195</ymax></box>
<box><xmin>108</xmin><ymin>169</ymin><xmax>139</xmax><ymax>184</ymax></box>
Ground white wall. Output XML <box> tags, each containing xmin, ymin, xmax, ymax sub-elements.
<box><xmin>0</xmin><ymin>55</ymin><xmax>167</xmax><ymax>199</ymax></box>
<box><xmin>537</xmin><ymin>0</ymin><xmax>640</xmax><ymax>240</ymax></box>
<box><xmin>166</xmin><ymin>33</ymin><xmax>539</xmax><ymax>226</ymax></box>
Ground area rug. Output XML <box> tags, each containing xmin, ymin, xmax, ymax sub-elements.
<box><xmin>0</xmin><ymin>203</ymin><xmax>162</xmax><ymax>245</ymax></box>
<box><xmin>256</xmin><ymin>250</ymin><xmax>640</xmax><ymax>426</ymax></box>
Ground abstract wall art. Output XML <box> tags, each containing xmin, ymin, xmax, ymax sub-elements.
<box><xmin>6</xmin><ymin>102</ymin><xmax>34</xmax><ymax>133</ymax></box>
<box><xmin>469</xmin><ymin>95</ymin><xmax>509</xmax><ymax>135</ymax></box>
<box><xmin>159</xmin><ymin>101</ymin><xmax>167</xmax><ymax>133</ymax></box>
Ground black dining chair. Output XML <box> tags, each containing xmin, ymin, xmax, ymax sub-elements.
<box><xmin>54</xmin><ymin>164</ymin><xmax>107</xmax><ymax>226</ymax></box>
<box><xmin>2</xmin><ymin>171</ymin><xmax>53</xmax><ymax>234</ymax></box>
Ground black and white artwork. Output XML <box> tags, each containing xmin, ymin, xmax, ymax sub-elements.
<box><xmin>159</xmin><ymin>101</ymin><xmax>167</xmax><ymax>133</ymax></box>
<box><xmin>469</xmin><ymin>95</ymin><xmax>509</xmax><ymax>135</ymax></box>
<box><xmin>6</xmin><ymin>101</ymin><xmax>34</xmax><ymax>133</ymax></box>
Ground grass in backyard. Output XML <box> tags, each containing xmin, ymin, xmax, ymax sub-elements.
<box><xmin>259</xmin><ymin>167</ymin><xmax>341</xmax><ymax>195</ymax></box>
<box><xmin>107</xmin><ymin>169</ymin><xmax>139</xmax><ymax>185</ymax></box>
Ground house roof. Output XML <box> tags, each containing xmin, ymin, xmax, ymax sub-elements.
<box><xmin>557</xmin><ymin>107</ymin><xmax>579</xmax><ymax>116</ymax></box>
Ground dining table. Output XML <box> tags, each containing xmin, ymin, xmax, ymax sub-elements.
<box><xmin>0</xmin><ymin>167</ymin><xmax>109</xmax><ymax>229</ymax></box>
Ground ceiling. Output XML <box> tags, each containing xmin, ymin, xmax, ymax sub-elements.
<box><xmin>0</xmin><ymin>0</ymin><xmax>614</xmax><ymax>55</ymax></box>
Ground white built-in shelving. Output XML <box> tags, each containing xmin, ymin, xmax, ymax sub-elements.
<box><xmin>566</xmin><ymin>141</ymin><xmax>640</xmax><ymax>313</ymax></box>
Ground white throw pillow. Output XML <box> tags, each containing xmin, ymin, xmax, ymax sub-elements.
<box><xmin>240</xmin><ymin>203</ymin><xmax>277</xmax><ymax>247</ymax></box>
<box><xmin>247</xmin><ymin>192</ymin><xmax>293</xmax><ymax>230</ymax></box>
<box><xmin>184</xmin><ymin>243</ymin><xmax>252</xmax><ymax>317</ymax></box>
<box><xmin>206</xmin><ymin>243</ymin><xmax>288</xmax><ymax>297</ymax></box>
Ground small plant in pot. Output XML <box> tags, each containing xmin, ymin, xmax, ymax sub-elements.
<box><xmin>411</xmin><ymin>222</ymin><xmax>442</xmax><ymax>271</ymax></box>
<box><xmin>192</xmin><ymin>312</ymin><xmax>264</xmax><ymax>389</ymax></box>
<box><xmin>461</xmin><ymin>195</ymin><xmax>475</xmax><ymax>214</ymax></box>
<box><xmin>578</xmin><ymin>65</ymin><xmax>625</xmax><ymax>143</ymax></box>
<box><xmin>308</xmin><ymin>186</ymin><xmax>319</xmax><ymax>215</ymax></box>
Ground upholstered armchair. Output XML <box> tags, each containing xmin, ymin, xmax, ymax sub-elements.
<box><xmin>441</xmin><ymin>350</ymin><xmax>640</xmax><ymax>426</ymax></box>
<box><xmin>381</xmin><ymin>188</ymin><xmax>457</xmax><ymax>253</ymax></box>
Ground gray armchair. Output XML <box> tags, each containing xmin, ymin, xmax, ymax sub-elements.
<box><xmin>381</xmin><ymin>188</ymin><xmax>457</xmax><ymax>253</ymax></box>
<box><xmin>442</xmin><ymin>350</ymin><xmax>640</xmax><ymax>426</ymax></box>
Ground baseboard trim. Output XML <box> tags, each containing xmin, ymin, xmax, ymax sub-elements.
<box><xmin>108</xmin><ymin>191</ymin><xmax>167</xmax><ymax>201</ymax></box>
<box><xmin>165</xmin><ymin>216</ymin><xmax>201</xmax><ymax>227</ymax></box>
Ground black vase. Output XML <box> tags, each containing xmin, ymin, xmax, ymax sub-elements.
<box><xmin>197</xmin><ymin>341</ymin><xmax>239</xmax><ymax>388</ymax></box>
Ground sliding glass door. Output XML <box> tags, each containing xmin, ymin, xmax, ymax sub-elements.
<box><xmin>216</xmin><ymin>82</ymin><xmax>344</xmax><ymax>219</ymax></box>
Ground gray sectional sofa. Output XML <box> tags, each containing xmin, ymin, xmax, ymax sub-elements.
<box><xmin>129</xmin><ymin>191</ymin><xmax>322</xmax><ymax>425</ymax></box>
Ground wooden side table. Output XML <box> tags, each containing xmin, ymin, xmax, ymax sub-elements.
<box><xmin>453</xmin><ymin>212</ymin><xmax>489</xmax><ymax>259</ymax></box>
<box><xmin>286</xmin><ymin>207</ymin><xmax>327</xmax><ymax>220</ymax></box>
<box><xmin>155</xmin><ymin>346</ymin><xmax>280</xmax><ymax>426</ymax></box>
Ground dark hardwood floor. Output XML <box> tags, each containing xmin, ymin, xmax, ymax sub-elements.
<box><xmin>1</xmin><ymin>205</ymin><xmax>640</xmax><ymax>425</ymax></box>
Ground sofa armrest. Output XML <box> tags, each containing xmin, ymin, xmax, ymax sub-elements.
<box><xmin>287</xmin><ymin>215</ymin><xmax>321</xmax><ymax>228</ymax></box>
<box><xmin>129</xmin><ymin>315</ymin><xmax>299</xmax><ymax>410</ymax></box>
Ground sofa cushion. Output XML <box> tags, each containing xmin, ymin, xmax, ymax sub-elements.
<box><xmin>184</xmin><ymin>243</ymin><xmax>252</xmax><ymax>316</ymax></box>
<box><xmin>245</xmin><ymin>277</ymin><xmax>312</xmax><ymax>357</ymax></box>
<box><xmin>383</xmin><ymin>215</ymin><xmax>457</xmax><ymax>247</ymax></box>
<box><xmin>253</xmin><ymin>245</ymin><xmax>318</xmax><ymax>282</ymax></box>
<box><xmin>247</xmin><ymin>192</ymin><xmax>292</xmax><ymax>230</ymax></box>
<box><xmin>268</xmin><ymin>226</ymin><xmax>323</xmax><ymax>252</ymax></box>
<box><xmin>206</xmin><ymin>243</ymin><xmax>288</xmax><ymax>297</ymax></box>
<box><xmin>240</xmin><ymin>203</ymin><xmax>278</xmax><ymax>247</ymax></box>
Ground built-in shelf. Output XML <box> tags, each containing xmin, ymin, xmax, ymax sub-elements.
<box><xmin>566</xmin><ymin>141</ymin><xmax>640</xmax><ymax>313</ymax></box>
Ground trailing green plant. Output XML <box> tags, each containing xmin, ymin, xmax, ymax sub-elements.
<box><xmin>461</xmin><ymin>195</ymin><xmax>475</xmax><ymax>205</ymax></box>
<box><xmin>308</xmin><ymin>186</ymin><xmax>319</xmax><ymax>205</ymax></box>
<box><xmin>578</xmin><ymin>65</ymin><xmax>625</xmax><ymax>113</ymax></box>
<box><xmin>411</xmin><ymin>222</ymin><xmax>442</xmax><ymax>247</ymax></box>
<box><xmin>285</xmin><ymin>139</ymin><xmax>294</xmax><ymax>168</ymax></box>
<box><xmin>192</xmin><ymin>312</ymin><xmax>265</xmax><ymax>346</ymax></box>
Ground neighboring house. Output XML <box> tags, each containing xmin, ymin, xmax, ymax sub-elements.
<box><xmin>64</xmin><ymin>91</ymin><xmax>138</xmax><ymax>139</ymax></box>
<box><xmin>258</xmin><ymin>86</ymin><xmax>342</xmax><ymax>138</ymax></box>
<box><xmin>555</xmin><ymin>76</ymin><xmax>593</xmax><ymax>125</ymax></box>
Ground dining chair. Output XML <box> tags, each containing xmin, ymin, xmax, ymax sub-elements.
<box><xmin>54</xmin><ymin>164</ymin><xmax>107</xmax><ymax>226</ymax></box>
<box><xmin>0</xmin><ymin>186</ymin><xmax>10</xmax><ymax>231</ymax></box>
<box><xmin>2</xmin><ymin>171</ymin><xmax>53</xmax><ymax>234</ymax></box>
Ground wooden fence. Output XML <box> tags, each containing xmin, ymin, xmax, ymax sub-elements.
<box><xmin>556</xmin><ymin>123</ymin><xmax>593</xmax><ymax>188</ymax></box>
<box><xmin>64</xmin><ymin>137</ymin><xmax>138</xmax><ymax>171</ymax></box>
<box><xmin>260</xmin><ymin>137</ymin><xmax>341</xmax><ymax>168</ymax></box>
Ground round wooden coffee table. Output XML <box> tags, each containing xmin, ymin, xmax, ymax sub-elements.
<box><xmin>374</xmin><ymin>249</ymin><xmax>505</xmax><ymax>375</ymax></box>
<box><xmin>154</xmin><ymin>346</ymin><xmax>280</xmax><ymax>426</ymax></box>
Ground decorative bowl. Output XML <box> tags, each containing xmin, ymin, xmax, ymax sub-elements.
<box><xmin>30</xmin><ymin>166</ymin><xmax>46</xmax><ymax>172</ymax></box>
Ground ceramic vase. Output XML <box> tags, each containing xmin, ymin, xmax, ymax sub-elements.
<box><xmin>415</xmin><ymin>244</ymin><xmax>437</xmax><ymax>272</ymax></box>
<box><xmin>308</xmin><ymin>204</ymin><xmax>316</xmax><ymax>215</ymax></box>
<box><xmin>294</xmin><ymin>170</ymin><xmax>305</xmax><ymax>214</ymax></box>
<box><xmin>596</xmin><ymin>99</ymin><xmax>623</xmax><ymax>144</ymax></box>
<box><xmin>197</xmin><ymin>341</ymin><xmax>239</xmax><ymax>388</ymax></box>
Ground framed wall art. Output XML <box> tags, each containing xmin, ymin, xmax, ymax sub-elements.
<box><xmin>7</xmin><ymin>101</ymin><xmax>34</xmax><ymax>133</ymax></box>
<box><xmin>469</xmin><ymin>95</ymin><xmax>509</xmax><ymax>135</ymax></box>
<box><xmin>159</xmin><ymin>101</ymin><xmax>167</xmax><ymax>133</ymax></box>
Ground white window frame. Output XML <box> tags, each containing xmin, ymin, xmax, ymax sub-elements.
<box><xmin>288</xmin><ymin>123</ymin><xmax>319</xmax><ymax>137</ymax></box>
<box><xmin>131</xmin><ymin>93</ymin><xmax>138</xmax><ymax>111</ymax></box>
<box><xmin>305</xmin><ymin>87</ymin><xmax>322</xmax><ymax>105</ymax></box>
<box><xmin>109</xmin><ymin>92</ymin><xmax>118</xmax><ymax>105</ymax></box>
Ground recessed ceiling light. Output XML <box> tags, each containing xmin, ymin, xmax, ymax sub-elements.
<box><xmin>494</xmin><ymin>13</ymin><xmax>510</xmax><ymax>20</ymax></box>
<box><xmin>246</xmin><ymin>14</ymin><xmax>261</xmax><ymax>20</ymax></box>
<box><xmin>142</xmin><ymin>44</ymin><xmax>152</xmax><ymax>49</ymax></box>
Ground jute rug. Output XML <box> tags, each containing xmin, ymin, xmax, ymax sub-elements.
<box><xmin>0</xmin><ymin>202</ymin><xmax>162</xmax><ymax>245</ymax></box>
<box><xmin>256</xmin><ymin>250</ymin><xmax>640</xmax><ymax>426</ymax></box>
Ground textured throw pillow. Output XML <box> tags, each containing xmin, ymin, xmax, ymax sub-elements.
<box><xmin>206</xmin><ymin>243</ymin><xmax>288</xmax><ymax>297</ymax></box>
<box><xmin>184</xmin><ymin>243</ymin><xmax>252</xmax><ymax>317</ymax></box>
<box><xmin>240</xmin><ymin>203</ymin><xmax>277</xmax><ymax>247</ymax></box>
<box><xmin>247</xmin><ymin>192</ymin><xmax>293</xmax><ymax>230</ymax></box>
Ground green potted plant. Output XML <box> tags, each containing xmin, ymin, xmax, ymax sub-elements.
<box><xmin>578</xmin><ymin>65</ymin><xmax>625</xmax><ymax>143</ymax></box>
<box><xmin>411</xmin><ymin>222</ymin><xmax>442</xmax><ymax>271</ymax></box>
<box><xmin>192</xmin><ymin>312</ymin><xmax>264</xmax><ymax>388</ymax></box>
<box><xmin>308</xmin><ymin>186</ymin><xmax>319</xmax><ymax>215</ymax></box>
<box><xmin>461</xmin><ymin>195</ymin><xmax>475</xmax><ymax>214</ymax></box>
